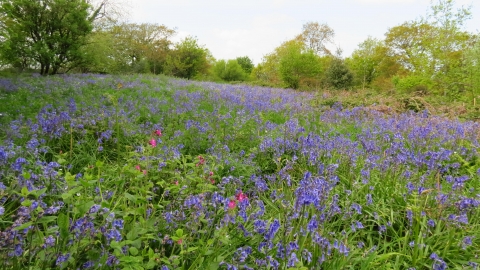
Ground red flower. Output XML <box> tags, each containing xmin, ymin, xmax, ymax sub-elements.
<box><xmin>228</xmin><ymin>200</ymin><xmax>236</xmax><ymax>210</ymax></box>
<box><xmin>154</xmin><ymin>129</ymin><xmax>162</xmax><ymax>136</ymax></box>
<box><xmin>196</xmin><ymin>155</ymin><xmax>205</xmax><ymax>166</ymax></box>
<box><xmin>236</xmin><ymin>192</ymin><xmax>247</xmax><ymax>202</ymax></box>
<box><xmin>149</xmin><ymin>138</ymin><xmax>157</xmax><ymax>147</ymax></box>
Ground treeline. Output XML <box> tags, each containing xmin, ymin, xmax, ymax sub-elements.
<box><xmin>1</xmin><ymin>0</ymin><xmax>480</xmax><ymax>98</ymax></box>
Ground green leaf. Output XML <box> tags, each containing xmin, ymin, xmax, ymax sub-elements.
<box><xmin>31</xmin><ymin>188</ymin><xmax>47</xmax><ymax>198</ymax></box>
<box><xmin>58</xmin><ymin>213</ymin><xmax>69</xmax><ymax>239</ymax></box>
<box><xmin>21</xmin><ymin>199</ymin><xmax>32</xmax><ymax>207</ymax></box>
<box><xmin>95</xmin><ymin>160</ymin><xmax>104</xmax><ymax>168</ymax></box>
<box><xmin>21</xmin><ymin>186</ymin><xmax>29</xmax><ymax>196</ymax></box>
<box><xmin>146</xmin><ymin>260</ymin><xmax>156</xmax><ymax>269</ymax></box>
<box><xmin>186</xmin><ymin>246</ymin><xmax>198</xmax><ymax>252</ymax></box>
<box><xmin>22</xmin><ymin>172</ymin><xmax>31</xmax><ymax>180</ymax></box>
<box><xmin>14</xmin><ymin>221</ymin><xmax>33</xmax><ymax>231</ymax></box>
<box><xmin>124</xmin><ymin>192</ymin><xmax>138</xmax><ymax>203</ymax></box>
<box><xmin>176</xmin><ymin>228</ymin><xmax>183</xmax><ymax>237</ymax></box>
<box><xmin>38</xmin><ymin>216</ymin><xmax>57</xmax><ymax>224</ymax></box>
<box><xmin>129</xmin><ymin>247</ymin><xmax>139</xmax><ymax>256</ymax></box>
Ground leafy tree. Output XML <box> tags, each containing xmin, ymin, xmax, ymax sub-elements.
<box><xmin>77</xmin><ymin>29</ymin><xmax>117</xmax><ymax>73</ymax></box>
<box><xmin>79</xmin><ymin>22</ymin><xmax>175</xmax><ymax>74</ymax></box>
<box><xmin>0</xmin><ymin>0</ymin><xmax>95</xmax><ymax>75</ymax></box>
<box><xmin>422</xmin><ymin>0</ymin><xmax>472</xmax><ymax>95</ymax></box>
<box><xmin>346</xmin><ymin>37</ymin><xmax>383</xmax><ymax>89</ymax></box>
<box><xmin>213</xmin><ymin>59</ymin><xmax>247</xmax><ymax>82</ymax></box>
<box><xmin>278</xmin><ymin>40</ymin><xmax>322</xmax><ymax>89</ymax></box>
<box><xmin>384</xmin><ymin>0</ymin><xmax>473</xmax><ymax>95</ymax></box>
<box><xmin>324</xmin><ymin>58</ymin><xmax>354</xmax><ymax>90</ymax></box>
<box><xmin>235</xmin><ymin>56</ymin><xmax>254</xmax><ymax>75</ymax></box>
<box><xmin>164</xmin><ymin>37</ymin><xmax>211</xmax><ymax>79</ymax></box>
<box><xmin>296</xmin><ymin>21</ymin><xmax>335</xmax><ymax>56</ymax></box>
<box><xmin>385</xmin><ymin>22</ymin><xmax>436</xmax><ymax>75</ymax></box>
<box><xmin>110</xmin><ymin>23</ymin><xmax>175</xmax><ymax>74</ymax></box>
<box><xmin>464</xmin><ymin>37</ymin><xmax>480</xmax><ymax>98</ymax></box>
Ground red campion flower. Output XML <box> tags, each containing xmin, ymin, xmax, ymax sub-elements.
<box><xmin>228</xmin><ymin>200</ymin><xmax>236</xmax><ymax>210</ymax></box>
<box><xmin>149</xmin><ymin>138</ymin><xmax>157</xmax><ymax>147</ymax></box>
<box><xmin>236</xmin><ymin>191</ymin><xmax>247</xmax><ymax>202</ymax></box>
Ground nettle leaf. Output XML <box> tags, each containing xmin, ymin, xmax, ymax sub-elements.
<box><xmin>129</xmin><ymin>247</ymin><xmax>139</xmax><ymax>256</ymax></box>
<box><xmin>58</xmin><ymin>213</ymin><xmax>69</xmax><ymax>239</ymax></box>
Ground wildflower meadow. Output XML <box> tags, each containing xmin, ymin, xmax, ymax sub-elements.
<box><xmin>0</xmin><ymin>74</ymin><xmax>479</xmax><ymax>269</ymax></box>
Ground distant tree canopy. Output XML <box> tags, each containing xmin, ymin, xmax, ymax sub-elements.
<box><xmin>213</xmin><ymin>59</ymin><xmax>247</xmax><ymax>82</ymax></box>
<box><xmin>1</xmin><ymin>0</ymin><xmax>479</xmax><ymax>99</ymax></box>
<box><xmin>78</xmin><ymin>21</ymin><xmax>176</xmax><ymax>74</ymax></box>
<box><xmin>235</xmin><ymin>56</ymin><xmax>254</xmax><ymax>75</ymax></box>
<box><xmin>164</xmin><ymin>37</ymin><xmax>211</xmax><ymax>79</ymax></box>
<box><xmin>0</xmin><ymin>0</ymin><xmax>96</xmax><ymax>75</ymax></box>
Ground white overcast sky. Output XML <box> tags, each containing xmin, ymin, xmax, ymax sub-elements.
<box><xmin>127</xmin><ymin>0</ymin><xmax>480</xmax><ymax>64</ymax></box>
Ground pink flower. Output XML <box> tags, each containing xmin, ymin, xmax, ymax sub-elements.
<box><xmin>155</xmin><ymin>129</ymin><xmax>162</xmax><ymax>136</ymax></box>
<box><xmin>209</xmin><ymin>171</ymin><xmax>214</xmax><ymax>176</ymax></box>
<box><xmin>228</xmin><ymin>200</ymin><xmax>236</xmax><ymax>210</ymax></box>
<box><xmin>175</xmin><ymin>180</ymin><xmax>179</xmax><ymax>185</ymax></box>
<box><xmin>149</xmin><ymin>138</ymin><xmax>157</xmax><ymax>147</ymax></box>
<box><xmin>142</xmin><ymin>170</ymin><xmax>147</xmax><ymax>175</ymax></box>
<box><xmin>196</xmin><ymin>155</ymin><xmax>205</xmax><ymax>166</ymax></box>
<box><xmin>135</xmin><ymin>165</ymin><xmax>141</xmax><ymax>171</ymax></box>
<box><xmin>236</xmin><ymin>192</ymin><xmax>247</xmax><ymax>202</ymax></box>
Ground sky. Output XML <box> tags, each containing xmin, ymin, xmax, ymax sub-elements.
<box><xmin>128</xmin><ymin>0</ymin><xmax>480</xmax><ymax>64</ymax></box>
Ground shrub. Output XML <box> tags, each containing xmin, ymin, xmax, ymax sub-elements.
<box><xmin>324</xmin><ymin>58</ymin><xmax>354</xmax><ymax>90</ymax></box>
<box><xmin>393</xmin><ymin>75</ymin><xmax>432</xmax><ymax>94</ymax></box>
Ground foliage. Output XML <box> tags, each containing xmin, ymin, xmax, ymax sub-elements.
<box><xmin>324</xmin><ymin>57</ymin><xmax>354</xmax><ymax>90</ymax></box>
<box><xmin>164</xmin><ymin>37</ymin><xmax>211</xmax><ymax>79</ymax></box>
<box><xmin>79</xmin><ymin>22</ymin><xmax>175</xmax><ymax>74</ymax></box>
<box><xmin>346</xmin><ymin>37</ymin><xmax>383</xmax><ymax>89</ymax></box>
<box><xmin>1</xmin><ymin>74</ymin><xmax>480</xmax><ymax>270</ymax></box>
<box><xmin>384</xmin><ymin>0</ymin><xmax>473</xmax><ymax>96</ymax></box>
<box><xmin>0</xmin><ymin>0</ymin><xmax>94</xmax><ymax>75</ymax></box>
<box><xmin>235</xmin><ymin>56</ymin><xmax>254</xmax><ymax>75</ymax></box>
<box><xmin>213</xmin><ymin>59</ymin><xmax>248</xmax><ymax>82</ymax></box>
<box><xmin>296</xmin><ymin>21</ymin><xmax>335</xmax><ymax>56</ymax></box>
<box><xmin>392</xmin><ymin>75</ymin><xmax>433</xmax><ymax>94</ymax></box>
<box><xmin>464</xmin><ymin>36</ymin><xmax>480</xmax><ymax>99</ymax></box>
<box><xmin>278</xmin><ymin>41</ymin><xmax>322</xmax><ymax>89</ymax></box>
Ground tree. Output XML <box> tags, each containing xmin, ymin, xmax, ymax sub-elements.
<box><xmin>346</xmin><ymin>37</ymin><xmax>383</xmax><ymax>89</ymax></box>
<box><xmin>384</xmin><ymin>0</ymin><xmax>473</xmax><ymax>95</ymax></box>
<box><xmin>324</xmin><ymin>58</ymin><xmax>354</xmax><ymax>90</ymax></box>
<box><xmin>385</xmin><ymin>22</ymin><xmax>436</xmax><ymax>74</ymax></box>
<box><xmin>235</xmin><ymin>56</ymin><xmax>254</xmax><ymax>75</ymax></box>
<box><xmin>464</xmin><ymin>36</ymin><xmax>480</xmax><ymax>98</ymax></box>
<box><xmin>422</xmin><ymin>0</ymin><xmax>472</xmax><ymax>95</ymax></box>
<box><xmin>278</xmin><ymin>40</ymin><xmax>322</xmax><ymax>89</ymax></box>
<box><xmin>110</xmin><ymin>23</ymin><xmax>175</xmax><ymax>74</ymax></box>
<box><xmin>296</xmin><ymin>21</ymin><xmax>335</xmax><ymax>56</ymax></box>
<box><xmin>0</xmin><ymin>0</ymin><xmax>94</xmax><ymax>75</ymax></box>
<box><xmin>164</xmin><ymin>37</ymin><xmax>211</xmax><ymax>79</ymax></box>
<box><xmin>213</xmin><ymin>59</ymin><xmax>247</xmax><ymax>82</ymax></box>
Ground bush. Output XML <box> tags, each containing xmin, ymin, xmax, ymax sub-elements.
<box><xmin>324</xmin><ymin>58</ymin><xmax>354</xmax><ymax>90</ymax></box>
<box><xmin>393</xmin><ymin>75</ymin><xmax>432</xmax><ymax>94</ymax></box>
<box><xmin>213</xmin><ymin>59</ymin><xmax>247</xmax><ymax>82</ymax></box>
